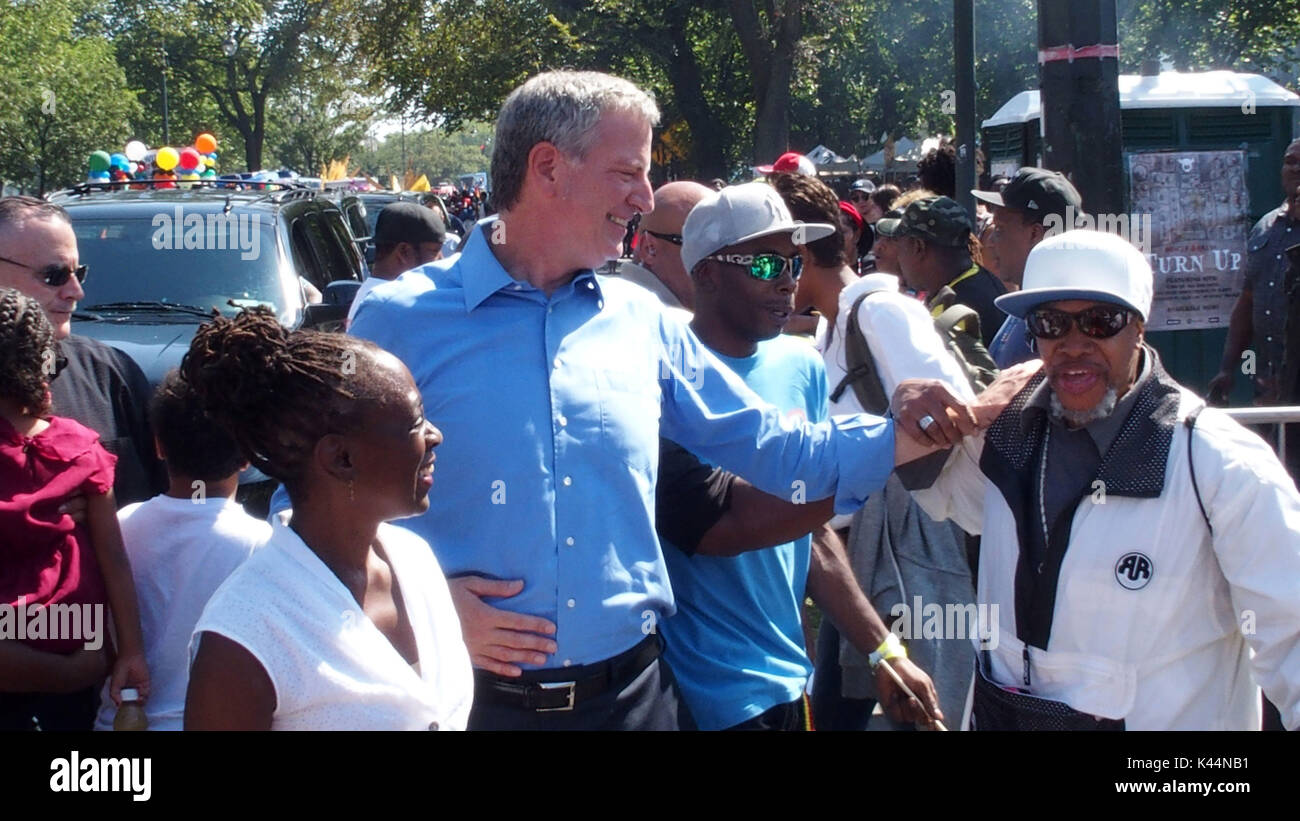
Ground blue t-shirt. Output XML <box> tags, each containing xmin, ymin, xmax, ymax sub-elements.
<box><xmin>989</xmin><ymin>314</ymin><xmax>1035</xmax><ymax>369</ymax></box>
<box><xmin>660</xmin><ymin>334</ymin><xmax>827</xmax><ymax>730</ymax></box>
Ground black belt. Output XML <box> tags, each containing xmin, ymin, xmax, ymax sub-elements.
<box><xmin>474</xmin><ymin>635</ymin><xmax>660</xmax><ymax>712</ymax></box>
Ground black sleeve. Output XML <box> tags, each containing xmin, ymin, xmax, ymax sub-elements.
<box><xmin>655</xmin><ymin>438</ymin><xmax>736</xmax><ymax>556</ymax></box>
<box><xmin>895</xmin><ymin>448</ymin><xmax>952</xmax><ymax>491</ymax></box>
<box><xmin>107</xmin><ymin>345</ymin><xmax>168</xmax><ymax>503</ymax></box>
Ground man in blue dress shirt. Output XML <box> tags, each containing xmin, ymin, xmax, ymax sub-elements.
<box><xmin>350</xmin><ymin>70</ymin><xmax>970</xmax><ymax>730</ymax></box>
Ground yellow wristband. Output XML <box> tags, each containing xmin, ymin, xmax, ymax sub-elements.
<box><xmin>869</xmin><ymin>632</ymin><xmax>907</xmax><ymax>670</ymax></box>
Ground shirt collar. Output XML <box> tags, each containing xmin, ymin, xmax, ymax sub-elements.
<box><xmin>458</xmin><ymin>216</ymin><xmax>604</xmax><ymax>310</ymax></box>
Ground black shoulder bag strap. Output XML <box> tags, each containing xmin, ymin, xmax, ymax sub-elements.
<box><xmin>1184</xmin><ymin>405</ymin><xmax>1213</xmax><ymax>537</ymax></box>
<box><xmin>830</xmin><ymin>291</ymin><xmax>889</xmax><ymax>414</ymax></box>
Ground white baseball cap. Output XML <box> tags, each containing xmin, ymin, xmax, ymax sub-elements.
<box><xmin>995</xmin><ymin>229</ymin><xmax>1154</xmax><ymax>320</ymax></box>
<box><xmin>681</xmin><ymin>182</ymin><xmax>835</xmax><ymax>274</ymax></box>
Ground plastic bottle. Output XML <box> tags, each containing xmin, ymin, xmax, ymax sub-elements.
<box><xmin>113</xmin><ymin>688</ymin><xmax>148</xmax><ymax>731</ymax></box>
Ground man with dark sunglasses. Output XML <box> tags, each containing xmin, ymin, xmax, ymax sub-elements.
<box><xmin>615</xmin><ymin>180</ymin><xmax>711</xmax><ymax>311</ymax></box>
<box><xmin>893</xmin><ymin>228</ymin><xmax>1300</xmax><ymax>730</ymax></box>
<box><xmin>0</xmin><ymin>196</ymin><xmax>162</xmax><ymax>507</ymax></box>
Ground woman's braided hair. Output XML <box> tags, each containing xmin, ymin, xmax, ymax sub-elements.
<box><xmin>180</xmin><ymin>307</ymin><xmax>387</xmax><ymax>486</ymax></box>
<box><xmin>0</xmin><ymin>287</ymin><xmax>56</xmax><ymax>416</ymax></box>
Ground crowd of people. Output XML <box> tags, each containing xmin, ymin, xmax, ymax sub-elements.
<box><xmin>2</xmin><ymin>69</ymin><xmax>1298</xmax><ymax>732</ymax></box>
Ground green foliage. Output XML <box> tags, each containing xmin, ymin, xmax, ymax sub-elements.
<box><xmin>1119</xmin><ymin>0</ymin><xmax>1300</xmax><ymax>87</ymax></box>
<box><xmin>353</xmin><ymin>122</ymin><xmax>493</xmax><ymax>184</ymax></box>
<box><xmin>0</xmin><ymin>0</ymin><xmax>142</xmax><ymax>194</ymax></box>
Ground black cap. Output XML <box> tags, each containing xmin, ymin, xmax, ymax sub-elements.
<box><xmin>972</xmin><ymin>167</ymin><xmax>1081</xmax><ymax>220</ymax></box>
<box><xmin>374</xmin><ymin>202</ymin><xmax>446</xmax><ymax>247</ymax></box>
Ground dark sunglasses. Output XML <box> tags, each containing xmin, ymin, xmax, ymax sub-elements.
<box><xmin>0</xmin><ymin>254</ymin><xmax>88</xmax><ymax>287</ymax></box>
<box><xmin>706</xmin><ymin>252</ymin><xmax>802</xmax><ymax>281</ymax></box>
<box><xmin>1026</xmin><ymin>304</ymin><xmax>1134</xmax><ymax>340</ymax></box>
<box><xmin>645</xmin><ymin>229</ymin><xmax>683</xmax><ymax>245</ymax></box>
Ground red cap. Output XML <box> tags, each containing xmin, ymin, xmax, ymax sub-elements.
<box><xmin>838</xmin><ymin>201</ymin><xmax>863</xmax><ymax>232</ymax></box>
<box><xmin>756</xmin><ymin>152</ymin><xmax>815</xmax><ymax>176</ymax></box>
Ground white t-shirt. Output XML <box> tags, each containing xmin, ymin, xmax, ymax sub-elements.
<box><xmin>818</xmin><ymin>273</ymin><xmax>973</xmax><ymax>527</ymax></box>
<box><xmin>190</xmin><ymin>515</ymin><xmax>473</xmax><ymax>730</ymax></box>
<box><xmin>818</xmin><ymin>273</ymin><xmax>974</xmax><ymax>416</ymax></box>
<box><xmin>95</xmin><ymin>495</ymin><xmax>270</xmax><ymax>731</ymax></box>
<box><xmin>346</xmin><ymin>275</ymin><xmax>387</xmax><ymax>327</ymax></box>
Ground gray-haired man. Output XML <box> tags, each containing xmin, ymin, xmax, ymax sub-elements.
<box><xmin>349</xmin><ymin>70</ymin><xmax>985</xmax><ymax>730</ymax></box>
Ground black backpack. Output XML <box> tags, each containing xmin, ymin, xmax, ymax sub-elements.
<box><xmin>830</xmin><ymin>287</ymin><xmax>999</xmax><ymax>414</ymax></box>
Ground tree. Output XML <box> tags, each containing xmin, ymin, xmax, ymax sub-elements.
<box><xmin>111</xmin><ymin>0</ymin><xmax>366</xmax><ymax>170</ymax></box>
<box><xmin>266</xmin><ymin>73</ymin><xmax>375</xmax><ymax>175</ymax></box>
<box><xmin>0</xmin><ymin>0</ymin><xmax>141</xmax><ymax>194</ymax></box>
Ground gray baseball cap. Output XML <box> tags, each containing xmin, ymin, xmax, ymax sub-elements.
<box><xmin>681</xmin><ymin>182</ymin><xmax>835</xmax><ymax>273</ymax></box>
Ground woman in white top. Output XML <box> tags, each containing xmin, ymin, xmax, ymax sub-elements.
<box><xmin>181</xmin><ymin>308</ymin><xmax>472</xmax><ymax>730</ymax></box>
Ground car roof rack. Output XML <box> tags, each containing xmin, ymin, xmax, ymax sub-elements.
<box><xmin>46</xmin><ymin>178</ymin><xmax>311</xmax><ymax>201</ymax></box>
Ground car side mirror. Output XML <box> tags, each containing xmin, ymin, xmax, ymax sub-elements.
<box><xmin>324</xmin><ymin>279</ymin><xmax>361</xmax><ymax>307</ymax></box>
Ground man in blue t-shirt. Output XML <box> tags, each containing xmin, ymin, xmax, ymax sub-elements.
<box><xmin>661</xmin><ymin>183</ymin><xmax>943</xmax><ymax>730</ymax></box>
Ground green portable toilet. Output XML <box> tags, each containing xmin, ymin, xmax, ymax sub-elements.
<box><xmin>982</xmin><ymin>71</ymin><xmax>1300</xmax><ymax>399</ymax></box>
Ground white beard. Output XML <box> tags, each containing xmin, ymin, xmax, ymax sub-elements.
<box><xmin>1050</xmin><ymin>386</ymin><xmax>1119</xmax><ymax>428</ymax></box>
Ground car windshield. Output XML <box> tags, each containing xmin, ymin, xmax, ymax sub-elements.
<box><xmin>71</xmin><ymin>213</ymin><xmax>287</xmax><ymax>316</ymax></box>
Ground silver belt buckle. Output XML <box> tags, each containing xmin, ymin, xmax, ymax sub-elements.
<box><xmin>535</xmin><ymin>680</ymin><xmax>577</xmax><ymax>712</ymax></box>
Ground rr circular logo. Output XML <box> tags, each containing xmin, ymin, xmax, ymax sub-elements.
<box><xmin>1114</xmin><ymin>552</ymin><xmax>1154</xmax><ymax>590</ymax></box>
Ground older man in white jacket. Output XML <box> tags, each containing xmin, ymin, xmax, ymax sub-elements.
<box><xmin>893</xmin><ymin>229</ymin><xmax>1300</xmax><ymax>730</ymax></box>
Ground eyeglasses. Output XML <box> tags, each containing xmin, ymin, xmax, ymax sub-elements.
<box><xmin>1026</xmin><ymin>304</ymin><xmax>1134</xmax><ymax>340</ymax></box>
<box><xmin>0</xmin><ymin>254</ymin><xmax>88</xmax><ymax>287</ymax></box>
<box><xmin>705</xmin><ymin>252</ymin><xmax>802</xmax><ymax>281</ymax></box>
<box><xmin>645</xmin><ymin>229</ymin><xmax>683</xmax><ymax>245</ymax></box>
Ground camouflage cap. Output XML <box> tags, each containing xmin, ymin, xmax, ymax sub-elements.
<box><xmin>874</xmin><ymin>196</ymin><xmax>972</xmax><ymax>248</ymax></box>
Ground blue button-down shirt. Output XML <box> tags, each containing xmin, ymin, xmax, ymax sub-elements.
<box><xmin>348</xmin><ymin>222</ymin><xmax>895</xmax><ymax>667</ymax></box>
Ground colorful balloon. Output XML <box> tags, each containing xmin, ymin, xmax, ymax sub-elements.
<box><xmin>155</xmin><ymin>146</ymin><xmax>179</xmax><ymax>171</ymax></box>
<box><xmin>124</xmin><ymin>140</ymin><xmax>147</xmax><ymax>162</ymax></box>
<box><xmin>179</xmin><ymin>147</ymin><xmax>202</xmax><ymax>170</ymax></box>
<box><xmin>109</xmin><ymin>152</ymin><xmax>129</xmax><ymax>171</ymax></box>
<box><xmin>195</xmin><ymin>133</ymin><xmax>217</xmax><ymax>154</ymax></box>
<box><xmin>87</xmin><ymin>151</ymin><xmax>111</xmax><ymax>172</ymax></box>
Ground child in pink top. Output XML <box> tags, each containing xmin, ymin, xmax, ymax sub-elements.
<box><xmin>0</xmin><ymin>288</ymin><xmax>149</xmax><ymax>729</ymax></box>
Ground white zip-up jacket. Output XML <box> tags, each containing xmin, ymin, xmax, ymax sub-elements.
<box><xmin>913</xmin><ymin>359</ymin><xmax>1300</xmax><ymax>730</ymax></box>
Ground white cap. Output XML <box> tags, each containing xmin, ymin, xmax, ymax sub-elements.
<box><xmin>995</xmin><ymin>229</ymin><xmax>1154</xmax><ymax>320</ymax></box>
<box><xmin>681</xmin><ymin>182</ymin><xmax>836</xmax><ymax>275</ymax></box>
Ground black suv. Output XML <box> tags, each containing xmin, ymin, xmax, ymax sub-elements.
<box><xmin>49</xmin><ymin>182</ymin><xmax>365</xmax><ymax>511</ymax></box>
<box><xmin>51</xmin><ymin>182</ymin><xmax>365</xmax><ymax>386</ymax></box>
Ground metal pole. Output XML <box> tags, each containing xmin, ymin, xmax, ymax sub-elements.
<box><xmin>954</xmin><ymin>0</ymin><xmax>976</xmax><ymax>218</ymax></box>
<box><xmin>161</xmin><ymin>48</ymin><xmax>170</xmax><ymax>146</ymax></box>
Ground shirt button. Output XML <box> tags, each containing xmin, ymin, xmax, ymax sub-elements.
<box><xmin>586</xmin><ymin>282</ymin><xmax>594</xmax><ymax>290</ymax></box>
<box><xmin>558</xmin><ymin>415</ymin><xmax>567</xmax><ymax>427</ymax></box>
<box><xmin>1265</xmin><ymin>310</ymin><xmax>1271</xmax><ymax>315</ymax></box>
<box><xmin>567</xmin><ymin>598</ymin><xmax>576</xmax><ymax>608</ymax></box>
<box><xmin>1269</xmin><ymin>281</ymin><xmax>1275</xmax><ymax>287</ymax></box>
<box><xmin>598</xmin><ymin>300</ymin><xmax>604</xmax><ymax>309</ymax></box>
<box><xmin>553</xmin><ymin>357</ymin><xmax>561</xmax><ymax>369</ymax></box>
<box><xmin>1267</xmin><ymin>336</ymin><xmax>1273</xmax><ymax>341</ymax></box>
<box><xmin>428</xmin><ymin>721</ymin><xmax>439</xmax><ymax>731</ymax></box>
<box><xmin>1278</xmin><ymin>254</ymin><xmax>1283</xmax><ymax>260</ymax></box>
<box><xmin>562</xmin><ymin>476</ymin><xmax>572</xmax><ymax>486</ymax></box>
<box><xmin>563</xmin><ymin>659</ymin><xmax>572</xmax><ymax>667</ymax></box>
<box><xmin>565</xmin><ymin>536</ymin><xmax>575</xmax><ymax>546</ymax></box>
